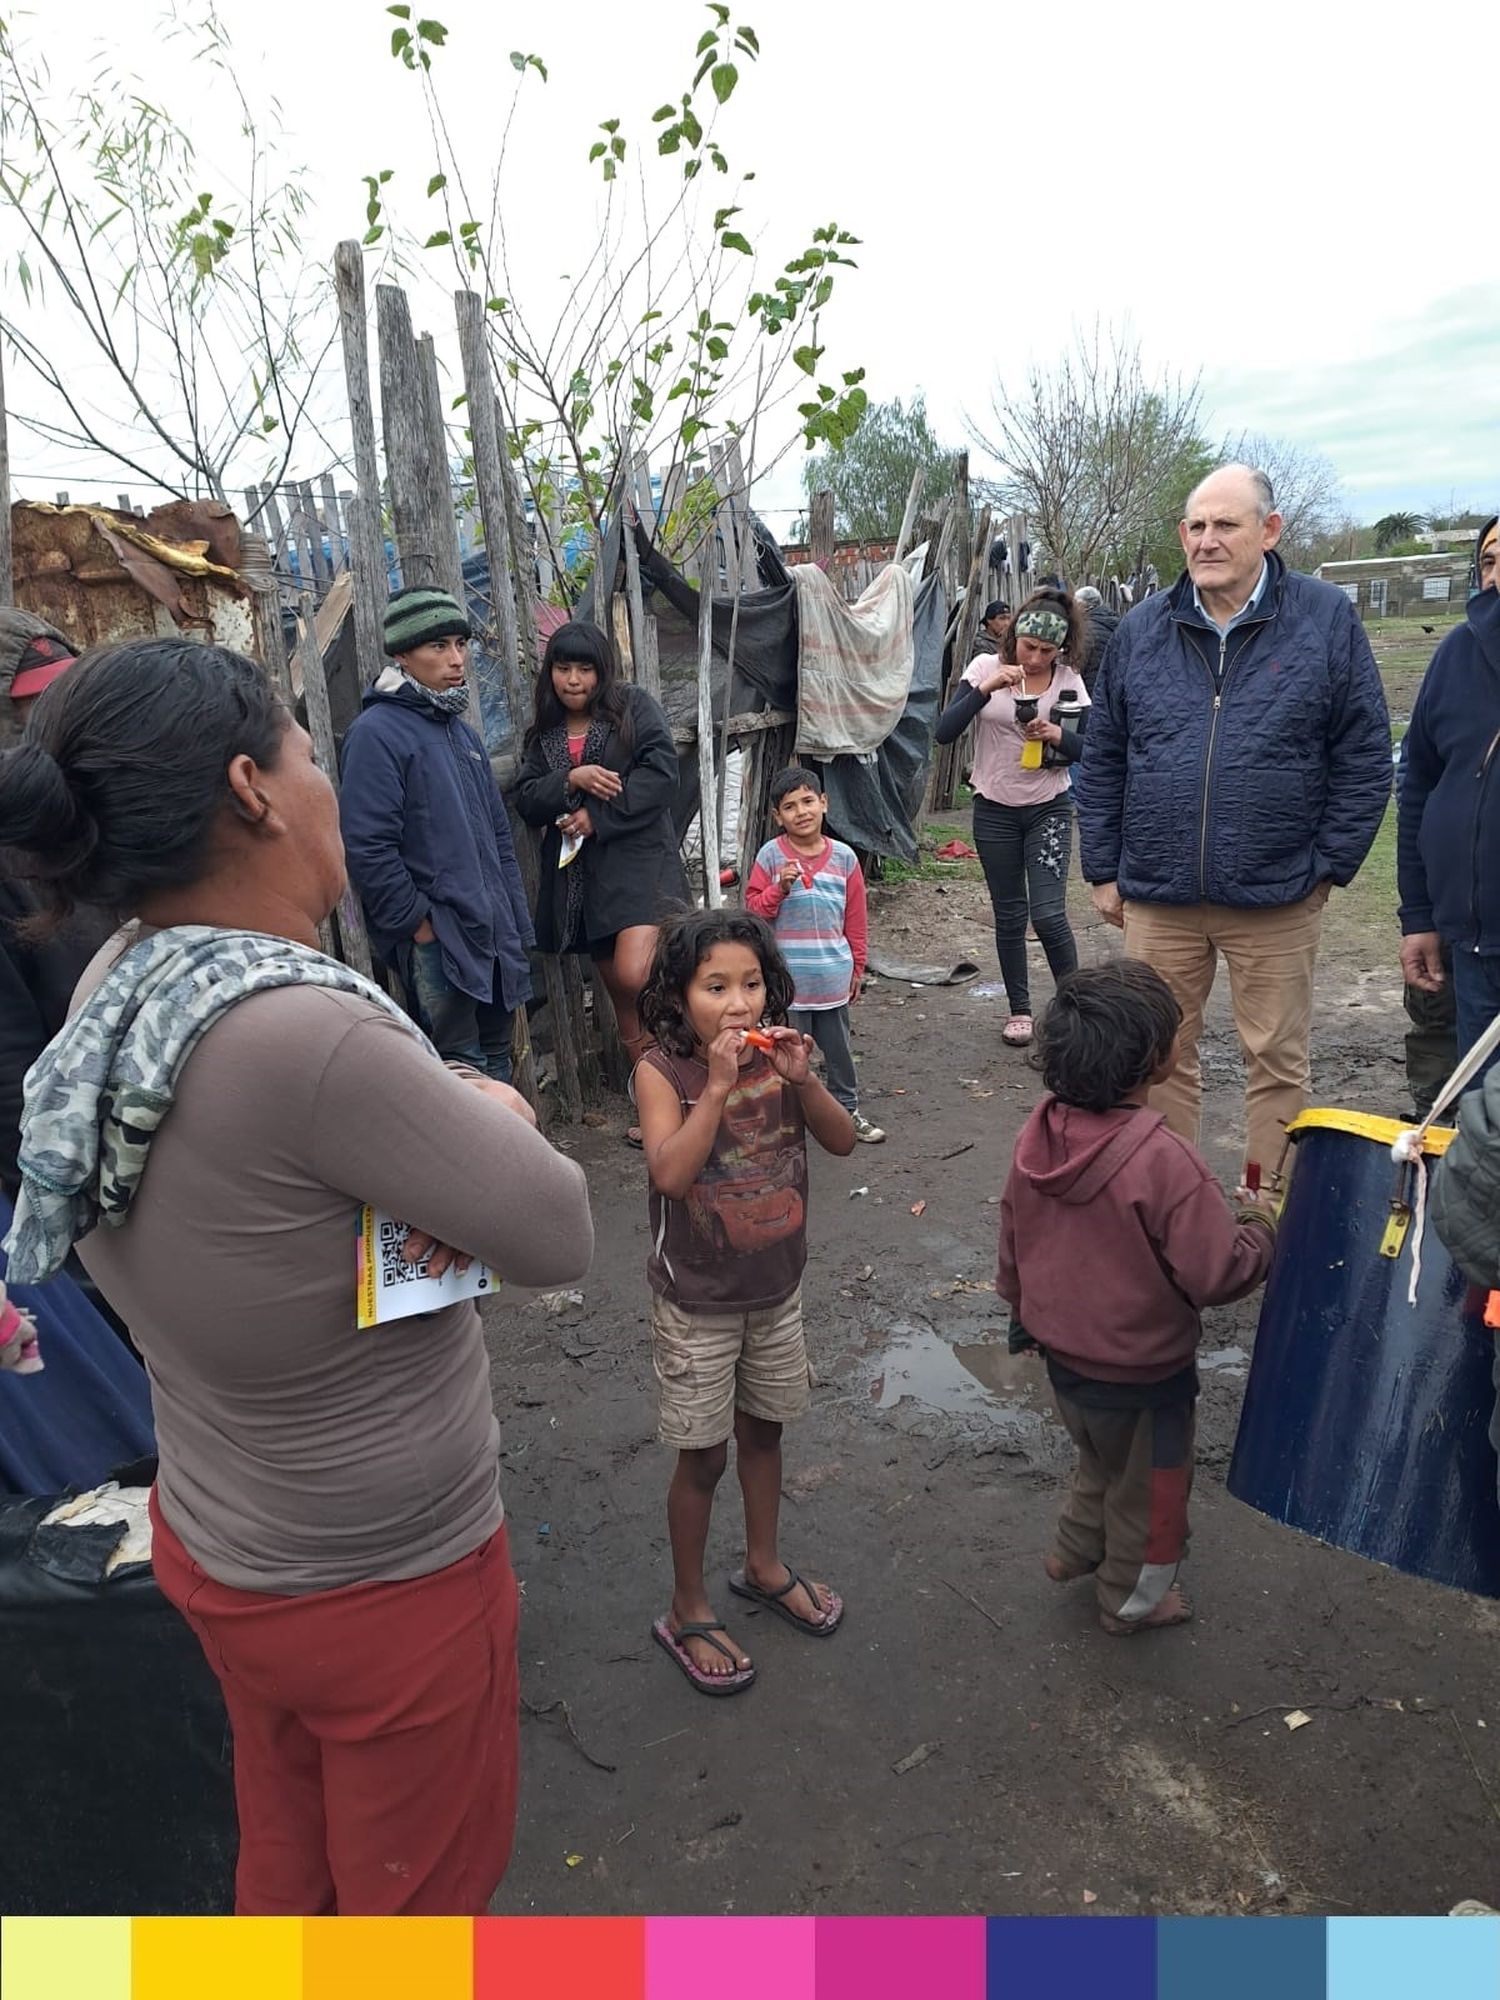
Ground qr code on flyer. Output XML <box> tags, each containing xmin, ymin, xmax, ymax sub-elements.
<box><xmin>378</xmin><ymin>1216</ymin><xmax>428</xmax><ymax>1286</ymax></box>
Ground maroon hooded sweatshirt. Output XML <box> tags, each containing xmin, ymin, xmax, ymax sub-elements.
<box><xmin>996</xmin><ymin>1097</ymin><xmax>1275</xmax><ymax>1384</ymax></box>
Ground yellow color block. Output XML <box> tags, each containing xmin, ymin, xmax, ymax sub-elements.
<box><xmin>0</xmin><ymin>1918</ymin><xmax>131</xmax><ymax>2000</ymax></box>
<box><xmin>133</xmin><ymin>1918</ymin><xmax>304</xmax><ymax>2000</ymax></box>
<box><xmin>303</xmin><ymin>1918</ymin><xmax>472</xmax><ymax>2000</ymax></box>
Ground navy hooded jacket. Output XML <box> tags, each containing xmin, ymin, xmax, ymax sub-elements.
<box><xmin>1076</xmin><ymin>552</ymin><xmax>1391</xmax><ymax>907</ymax></box>
<box><xmin>1397</xmin><ymin>559</ymin><xmax>1500</xmax><ymax>952</ymax></box>
<box><xmin>339</xmin><ymin>675</ymin><xmax>535</xmax><ymax>1008</ymax></box>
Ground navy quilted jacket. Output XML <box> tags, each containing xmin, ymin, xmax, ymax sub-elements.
<box><xmin>1396</xmin><ymin>580</ymin><xmax>1500</xmax><ymax>949</ymax></box>
<box><xmin>1076</xmin><ymin>554</ymin><xmax>1391</xmax><ymax>907</ymax></box>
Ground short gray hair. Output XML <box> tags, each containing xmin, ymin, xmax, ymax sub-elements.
<box><xmin>1075</xmin><ymin>585</ymin><xmax>1103</xmax><ymax>605</ymax></box>
<box><xmin>1185</xmin><ymin>463</ymin><xmax>1276</xmax><ymax>522</ymax></box>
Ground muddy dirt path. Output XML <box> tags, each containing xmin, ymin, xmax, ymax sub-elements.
<box><xmin>485</xmin><ymin>858</ymin><xmax>1500</xmax><ymax>1917</ymax></box>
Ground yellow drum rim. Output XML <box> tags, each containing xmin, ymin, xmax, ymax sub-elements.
<box><xmin>1288</xmin><ymin>1107</ymin><xmax>1456</xmax><ymax>1158</ymax></box>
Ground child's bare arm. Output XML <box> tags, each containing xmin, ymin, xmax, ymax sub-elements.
<box><xmin>759</xmin><ymin>1026</ymin><xmax>856</xmax><ymax>1155</ymax></box>
<box><xmin>795</xmin><ymin>1073</ymin><xmax>856</xmax><ymax>1156</ymax></box>
<box><xmin>637</xmin><ymin>1043</ymin><xmax>736</xmax><ymax>1199</ymax></box>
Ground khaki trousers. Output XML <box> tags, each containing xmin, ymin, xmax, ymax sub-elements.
<box><xmin>1122</xmin><ymin>886</ymin><xmax>1329</xmax><ymax>1176</ymax></box>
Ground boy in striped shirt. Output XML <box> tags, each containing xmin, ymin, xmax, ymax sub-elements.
<box><xmin>747</xmin><ymin>766</ymin><xmax>885</xmax><ymax>1143</ymax></box>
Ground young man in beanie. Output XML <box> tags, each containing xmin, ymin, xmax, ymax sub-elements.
<box><xmin>340</xmin><ymin>586</ymin><xmax>534</xmax><ymax>1080</ymax></box>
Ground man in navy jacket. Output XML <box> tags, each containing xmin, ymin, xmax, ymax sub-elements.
<box><xmin>1077</xmin><ymin>464</ymin><xmax>1390</xmax><ymax>1176</ymax></box>
<box><xmin>1398</xmin><ymin>514</ymin><xmax>1500</xmax><ymax>1061</ymax></box>
<box><xmin>340</xmin><ymin>587</ymin><xmax>534</xmax><ymax>1081</ymax></box>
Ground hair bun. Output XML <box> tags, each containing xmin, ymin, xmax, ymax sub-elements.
<box><xmin>0</xmin><ymin>740</ymin><xmax>97</xmax><ymax>861</ymax></box>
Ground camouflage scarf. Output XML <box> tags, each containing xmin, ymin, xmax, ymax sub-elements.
<box><xmin>2</xmin><ymin>922</ymin><xmax>433</xmax><ymax>1284</ymax></box>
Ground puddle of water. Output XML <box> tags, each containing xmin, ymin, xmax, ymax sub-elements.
<box><xmin>1201</xmin><ymin>1345</ymin><xmax>1249</xmax><ymax>1376</ymax></box>
<box><xmin>868</xmin><ymin>1320</ymin><xmax>1043</xmax><ymax>1428</ymax></box>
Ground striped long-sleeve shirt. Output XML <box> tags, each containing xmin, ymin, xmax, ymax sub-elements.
<box><xmin>746</xmin><ymin>836</ymin><xmax>868</xmax><ymax>1010</ymax></box>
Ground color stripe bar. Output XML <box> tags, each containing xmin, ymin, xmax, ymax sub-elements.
<box><xmin>475</xmin><ymin>1917</ymin><xmax>644</xmax><ymax>1998</ymax></box>
<box><xmin>304</xmin><ymin>1917</ymin><xmax>472</xmax><ymax>2000</ymax></box>
<box><xmin>648</xmin><ymin>1918</ymin><xmax>813</xmax><ymax>2000</ymax></box>
<box><xmin>1158</xmin><ymin>1916</ymin><xmax>1326</xmax><ymax>2000</ymax></box>
<box><xmin>815</xmin><ymin>1918</ymin><xmax>986</xmax><ymax>2000</ymax></box>
<box><xmin>1327</xmin><ymin>1916</ymin><xmax>1500</xmax><ymax>1999</ymax></box>
<box><xmin>0</xmin><ymin>1918</ymin><xmax>132</xmax><ymax>2000</ymax></box>
<box><xmin>987</xmin><ymin>1916</ymin><xmax>1156</xmax><ymax>1997</ymax></box>
<box><xmin>134</xmin><ymin>1918</ymin><xmax>303</xmax><ymax>2000</ymax></box>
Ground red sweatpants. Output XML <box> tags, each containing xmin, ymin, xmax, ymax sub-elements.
<box><xmin>150</xmin><ymin>1493</ymin><xmax>519</xmax><ymax>1916</ymax></box>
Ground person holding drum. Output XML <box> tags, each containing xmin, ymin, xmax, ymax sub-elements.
<box><xmin>1398</xmin><ymin>514</ymin><xmax>1500</xmax><ymax>1067</ymax></box>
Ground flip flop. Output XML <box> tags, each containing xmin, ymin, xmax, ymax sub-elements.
<box><xmin>727</xmin><ymin>1566</ymin><xmax>844</xmax><ymax>1637</ymax></box>
<box><xmin>651</xmin><ymin>1616</ymin><xmax>757</xmax><ymax>1696</ymax></box>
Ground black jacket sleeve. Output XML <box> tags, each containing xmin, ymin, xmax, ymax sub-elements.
<box><xmin>587</xmin><ymin>688</ymin><xmax>680</xmax><ymax>844</ymax></box>
<box><xmin>514</xmin><ymin>734</ymin><xmax>575</xmax><ymax>827</ymax></box>
<box><xmin>934</xmin><ymin>682</ymin><xmax>989</xmax><ymax>746</ymax></box>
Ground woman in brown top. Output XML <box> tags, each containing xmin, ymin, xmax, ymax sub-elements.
<box><xmin>0</xmin><ymin>637</ymin><xmax>594</xmax><ymax>1916</ymax></box>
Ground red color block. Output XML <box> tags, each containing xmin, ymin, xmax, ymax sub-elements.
<box><xmin>475</xmin><ymin>1918</ymin><xmax>645</xmax><ymax>2000</ymax></box>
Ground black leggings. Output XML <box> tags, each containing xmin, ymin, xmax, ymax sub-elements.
<box><xmin>972</xmin><ymin>793</ymin><xmax>1078</xmax><ymax>1015</ymax></box>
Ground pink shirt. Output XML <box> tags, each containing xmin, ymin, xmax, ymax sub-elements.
<box><xmin>961</xmin><ymin>656</ymin><xmax>1090</xmax><ymax>807</ymax></box>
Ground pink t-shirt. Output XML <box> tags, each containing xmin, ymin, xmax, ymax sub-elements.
<box><xmin>961</xmin><ymin>655</ymin><xmax>1090</xmax><ymax>807</ymax></box>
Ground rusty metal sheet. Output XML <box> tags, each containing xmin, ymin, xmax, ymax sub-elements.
<box><xmin>9</xmin><ymin>501</ymin><xmax>252</xmax><ymax>655</ymax></box>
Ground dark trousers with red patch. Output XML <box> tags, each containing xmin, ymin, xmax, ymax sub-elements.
<box><xmin>1050</xmin><ymin>1389</ymin><xmax>1195</xmax><ymax>1621</ymax></box>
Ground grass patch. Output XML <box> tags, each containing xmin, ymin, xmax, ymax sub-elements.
<box><xmin>1326</xmin><ymin>798</ymin><xmax>1397</xmax><ymax>955</ymax></box>
<box><xmin>878</xmin><ymin>819</ymin><xmax>984</xmax><ymax>885</ymax></box>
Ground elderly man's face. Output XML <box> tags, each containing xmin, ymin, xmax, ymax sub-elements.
<box><xmin>1179</xmin><ymin>473</ymin><xmax>1283</xmax><ymax>609</ymax></box>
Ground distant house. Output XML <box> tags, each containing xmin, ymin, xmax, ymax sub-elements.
<box><xmin>1315</xmin><ymin>552</ymin><xmax>1470</xmax><ymax>618</ymax></box>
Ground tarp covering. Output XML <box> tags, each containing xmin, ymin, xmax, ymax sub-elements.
<box><xmin>790</xmin><ymin>562</ymin><xmax>914</xmax><ymax>762</ymax></box>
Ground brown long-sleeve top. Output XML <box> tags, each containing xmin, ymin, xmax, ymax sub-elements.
<box><xmin>73</xmin><ymin>972</ymin><xmax>594</xmax><ymax>1593</ymax></box>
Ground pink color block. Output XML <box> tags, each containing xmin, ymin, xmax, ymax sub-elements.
<box><xmin>816</xmin><ymin>1918</ymin><xmax>987</xmax><ymax>2000</ymax></box>
<box><xmin>647</xmin><ymin>1920</ymin><xmax>815</xmax><ymax>2000</ymax></box>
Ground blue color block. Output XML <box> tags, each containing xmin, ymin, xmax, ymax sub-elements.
<box><xmin>985</xmin><ymin>1917</ymin><xmax>1155</xmax><ymax>1999</ymax></box>
<box><xmin>1158</xmin><ymin>1917</ymin><xmax>1325</xmax><ymax>2000</ymax></box>
<box><xmin>1328</xmin><ymin>1916</ymin><xmax>1500</xmax><ymax>2000</ymax></box>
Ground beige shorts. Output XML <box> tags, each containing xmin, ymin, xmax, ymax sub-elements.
<box><xmin>651</xmin><ymin>1286</ymin><xmax>811</xmax><ymax>1449</ymax></box>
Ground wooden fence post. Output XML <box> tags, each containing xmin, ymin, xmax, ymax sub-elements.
<box><xmin>454</xmin><ymin>293</ymin><xmax>521</xmax><ymax>732</ymax></box>
<box><xmin>695</xmin><ymin>523</ymin><xmax>723</xmax><ymax>907</ymax></box>
<box><xmin>294</xmin><ymin>590</ymin><xmax>377</xmax><ymax>982</ymax></box>
<box><xmin>241</xmin><ymin>531</ymin><xmax>292</xmax><ymax>704</ymax></box>
<box><xmin>893</xmin><ymin>469</ymin><xmax>926</xmax><ymax>564</ymax></box>
<box><xmin>810</xmin><ymin>489</ymin><xmax>835</xmax><ymax>569</ymax></box>
<box><xmin>0</xmin><ymin>334</ymin><xmax>12</xmax><ymax>607</ymax></box>
<box><xmin>931</xmin><ymin>503</ymin><xmax>993</xmax><ymax>811</ymax></box>
<box><xmin>376</xmin><ymin>286</ymin><xmax>438</xmax><ymax>592</ymax></box>
<box><xmin>334</xmin><ymin>241</ymin><xmax>387</xmax><ymax>687</ymax></box>
<box><xmin>417</xmin><ymin>330</ymin><xmax>467</xmax><ymax>609</ymax></box>
<box><xmin>454</xmin><ymin>287</ymin><xmax>560</xmax><ymax>1118</ymax></box>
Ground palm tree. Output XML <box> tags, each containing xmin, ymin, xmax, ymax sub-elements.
<box><xmin>1373</xmin><ymin>511</ymin><xmax>1427</xmax><ymax>552</ymax></box>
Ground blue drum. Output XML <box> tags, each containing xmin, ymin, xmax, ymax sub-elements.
<box><xmin>1228</xmin><ymin>1110</ymin><xmax>1500</xmax><ymax>1597</ymax></box>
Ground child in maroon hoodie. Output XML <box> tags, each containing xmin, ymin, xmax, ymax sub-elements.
<box><xmin>997</xmin><ymin>962</ymin><xmax>1277</xmax><ymax>1634</ymax></box>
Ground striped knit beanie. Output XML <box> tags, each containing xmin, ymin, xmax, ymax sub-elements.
<box><xmin>382</xmin><ymin>587</ymin><xmax>471</xmax><ymax>656</ymax></box>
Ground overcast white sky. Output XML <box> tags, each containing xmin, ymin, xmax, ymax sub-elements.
<box><xmin>4</xmin><ymin>0</ymin><xmax>1495</xmax><ymax>526</ymax></box>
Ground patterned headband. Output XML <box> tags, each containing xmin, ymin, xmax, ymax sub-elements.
<box><xmin>1014</xmin><ymin>607</ymin><xmax>1068</xmax><ymax>647</ymax></box>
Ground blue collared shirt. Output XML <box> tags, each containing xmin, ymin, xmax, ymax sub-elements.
<box><xmin>1193</xmin><ymin>558</ymin><xmax>1269</xmax><ymax>635</ymax></box>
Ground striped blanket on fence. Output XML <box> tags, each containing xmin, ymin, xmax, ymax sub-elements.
<box><xmin>790</xmin><ymin>560</ymin><xmax>915</xmax><ymax>762</ymax></box>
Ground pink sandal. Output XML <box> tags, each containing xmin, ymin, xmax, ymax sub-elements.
<box><xmin>651</xmin><ymin>1615</ymin><xmax>757</xmax><ymax>1696</ymax></box>
<box><xmin>1002</xmin><ymin>1014</ymin><xmax>1034</xmax><ymax>1046</ymax></box>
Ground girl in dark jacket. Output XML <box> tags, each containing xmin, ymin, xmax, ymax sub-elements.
<box><xmin>515</xmin><ymin>623</ymin><xmax>688</xmax><ymax>1102</ymax></box>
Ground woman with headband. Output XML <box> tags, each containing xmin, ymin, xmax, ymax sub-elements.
<box><xmin>935</xmin><ymin>588</ymin><xmax>1091</xmax><ymax>1046</ymax></box>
